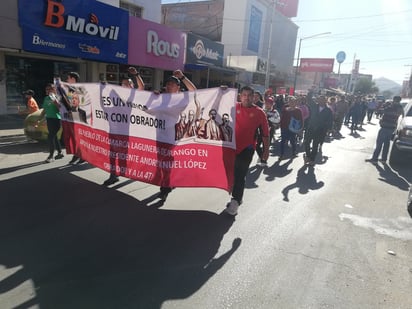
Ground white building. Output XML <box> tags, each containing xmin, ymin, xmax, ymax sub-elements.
<box><xmin>162</xmin><ymin>0</ymin><xmax>298</xmax><ymax>91</ymax></box>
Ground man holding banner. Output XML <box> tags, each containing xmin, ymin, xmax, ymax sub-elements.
<box><xmin>225</xmin><ymin>86</ymin><xmax>270</xmax><ymax>216</ymax></box>
<box><xmin>158</xmin><ymin>69</ymin><xmax>197</xmax><ymax>201</ymax></box>
<box><xmin>103</xmin><ymin>66</ymin><xmax>145</xmax><ymax>186</ymax></box>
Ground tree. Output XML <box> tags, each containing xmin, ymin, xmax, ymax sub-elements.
<box><xmin>354</xmin><ymin>78</ymin><xmax>379</xmax><ymax>95</ymax></box>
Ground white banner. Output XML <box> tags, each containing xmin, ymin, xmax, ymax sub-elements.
<box><xmin>58</xmin><ymin>82</ymin><xmax>237</xmax><ymax>191</ymax></box>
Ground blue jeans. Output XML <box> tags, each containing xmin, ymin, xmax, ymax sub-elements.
<box><xmin>372</xmin><ymin>127</ymin><xmax>394</xmax><ymax>161</ymax></box>
<box><xmin>280</xmin><ymin>128</ymin><xmax>297</xmax><ymax>156</ymax></box>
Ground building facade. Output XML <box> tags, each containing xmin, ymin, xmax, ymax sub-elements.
<box><xmin>162</xmin><ymin>0</ymin><xmax>298</xmax><ymax>92</ymax></box>
<box><xmin>0</xmin><ymin>0</ymin><xmax>190</xmax><ymax>115</ymax></box>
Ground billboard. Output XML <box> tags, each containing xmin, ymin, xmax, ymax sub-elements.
<box><xmin>18</xmin><ymin>0</ymin><xmax>129</xmax><ymax>63</ymax></box>
<box><xmin>186</xmin><ymin>33</ymin><xmax>224</xmax><ymax>67</ymax></box>
<box><xmin>128</xmin><ymin>17</ymin><xmax>186</xmax><ymax>71</ymax></box>
<box><xmin>299</xmin><ymin>58</ymin><xmax>334</xmax><ymax>73</ymax></box>
<box><xmin>276</xmin><ymin>0</ymin><xmax>299</xmax><ymax>18</ymax></box>
<box><xmin>247</xmin><ymin>5</ymin><xmax>263</xmax><ymax>53</ymax></box>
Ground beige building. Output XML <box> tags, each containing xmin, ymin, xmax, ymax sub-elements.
<box><xmin>0</xmin><ymin>0</ymin><xmax>162</xmax><ymax>115</ymax></box>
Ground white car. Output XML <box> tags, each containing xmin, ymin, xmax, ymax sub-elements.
<box><xmin>400</xmin><ymin>98</ymin><xmax>411</xmax><ymax>109</ymax></box>
<box><xmin>391</xmin><ymin>100</ymin><xmax>412</xmax><ymax>162</ymax></box>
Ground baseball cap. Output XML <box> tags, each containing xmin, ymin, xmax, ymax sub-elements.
<box><xmin>166</xmin><ymin>76</ymin><xmax>180</xmax><ymax>86</ymax></box>
<box><xmin>23</xmin><ymin>89</ymin><xmax>35</xmax><ymax>95</ymax></box>
<box><xmin>67</xmin><ymin>71</ymin><xmax>80</xmax><ymax>81</ymax></box>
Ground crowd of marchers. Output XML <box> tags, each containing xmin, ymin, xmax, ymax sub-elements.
<box><xmin>20</xmin><ymin>67</ymin><xmax>403</xmax><ymax>216</ymax></box>
<box><xmin>252</xmin><ymin>91</ymin><xmax>403</xmax><ymax>165</ymax></box>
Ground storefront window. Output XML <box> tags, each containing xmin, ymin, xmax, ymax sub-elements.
<box><xmin>5</xmin><ymin>55</ymin><xmax>78</xmax><ymax>108</ymax></box>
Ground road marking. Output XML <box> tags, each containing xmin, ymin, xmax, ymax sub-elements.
<box><xmin>339</xmin><ymin>213</ymin><xmax>412</xmax><ymax>240</ymax></box>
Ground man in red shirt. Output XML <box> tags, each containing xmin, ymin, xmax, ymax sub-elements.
<box><xmin>225</xmin><ymin>86</ymin><xmax>270</xmax><ymax>216</ymax></box>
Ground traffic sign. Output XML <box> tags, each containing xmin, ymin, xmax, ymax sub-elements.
<box><xmin>336</xmin><ymin>51</ymin><xmax>346</xmax><ymax>63</ymax></box>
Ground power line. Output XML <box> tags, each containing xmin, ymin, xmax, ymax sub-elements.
<box><xmin>294</xmin><ymin>9</ymin><xmax>412</xmax><ymax>23</ymax></box>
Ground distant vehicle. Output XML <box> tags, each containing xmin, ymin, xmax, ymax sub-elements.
<box><xmin>390</xmin><ymin>99</ymin><xmax>412</xmax><ymax>163</ymax></box>
<box><xmin>376</xmin><ymin>95</ymin><xmax>385</xmax><ymax>103</ymax></box>
<box><xmin>23</xmin><ymin>109</ymin><xmax>62</xmax><ymax>142</ymax></box>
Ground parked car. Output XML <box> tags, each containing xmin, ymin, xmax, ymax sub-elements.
<box><xmin>23</xmin><ymin>109</ymin><xmax>62</xmax><ymax>141</ymax></box>
<box><xmin>390</xmin><ymin>100</ymin><xmax>412</xmax><ymax>162</ymax></box>
<box><xmin>400</xmin><ymin>98</ymin><xmax>411</xmax><ymax>109</ymax></box>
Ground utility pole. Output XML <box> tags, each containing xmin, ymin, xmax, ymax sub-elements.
<box><xmin>292</xmin><ymin>32</ymin><xmax>331</xmax><ymax>95</ymax></box>
<box><xmin>264</xmin><ymin>0</ymin><xmax>277</xmax><ymax>90</ymax></box>
<box><xmin>404</xmin><ymin>64</ymin><xmax>412</xmax><ymax>98</ymax></box>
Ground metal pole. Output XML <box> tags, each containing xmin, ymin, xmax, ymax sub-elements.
<box><xmin>292</xmin><ymin>38</ymin><xmax>302</xmax><ymax>95</ymax></box>
<box><xmin>264</xmin><ymin>1</ymin><xmax>275</xmax><ymax>90</ymax></box>
<box><xmin>206</xmin><ymin>67</ymin><xmax>210</xmax><ymax>88</ymax></box>
<box><xmin>292</xmin><ymin>32</ymin><xmax>331</xmax><ymax>95</ymax></box>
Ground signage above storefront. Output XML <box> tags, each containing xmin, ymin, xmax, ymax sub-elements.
<box><xmin>276</xmin><ymin>0</ymin><xmax>299</xmax><ymax>18</ymax></box>
<box><xmin>128</xmin><ymin>17</ymin><xmax>185</xmax><ymax>71</ymax></box>
<box><xmin>186</xmin><ymin>33</ymin><xmax>223</xmax><ymax>67</ymax></box>
<box><xmin>18</xmin><ymin>0</ymin><xmax>128</xmax><ymax>63</ymax></box>
<box><xmin>299</xmin><ymin>58</ymin><xmax>334</xmax><ymax>73</ymax></box>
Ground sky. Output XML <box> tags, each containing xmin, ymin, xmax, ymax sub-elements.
<box><xmin>161</xmin><ymin>0</ymin><xmax>412</xmax><ymax>85</ymax></box>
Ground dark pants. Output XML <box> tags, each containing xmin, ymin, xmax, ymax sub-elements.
<box><xmin>372</xmin><ymin>127</ymin><xmax>394</xmax><ymax>161</ymax></box>
<box><xmin>280</xmin><ymin>128</ymin><xmax>297</xmax><ymax>156</ymax></box>
<box><xmin>367</xmin><ymin>109</ymin><xmax>375</xmax><ymax>122</ymax></box>
<box><xmin>333</xmin><ymin>113</ymin><xmax>345</xmax><ymax>133</ymax></box>
<box><xmin>46</xmin><ymin>117</ymin><xmax>62</xmax><ymax>158</ymax></box>
<box><xmin>304</xmin><ymin>129</ymin><xmax>324</xmax><ymax>162</ymax></box>
<box><xmin>232</xmin><ymin>147</ymin><xmax>254</xmax><ymax>204</ymax></box>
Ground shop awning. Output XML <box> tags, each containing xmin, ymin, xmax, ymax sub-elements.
<box><xmin>184</xmin><ymin>63</ymin><xmax>237</xmax><ymax>75</ymax></box>
<box><xmin>184</xmin><ymin>63</ymin><xmax>238</xmax><ymax>88</ymax></box>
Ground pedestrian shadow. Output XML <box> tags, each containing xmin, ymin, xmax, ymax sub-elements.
<box><xmin>0</xmin><ymin>168</ymin><xmax>240</xmax><ymax>309</ymax></box>
<box><xmin>315</xmin><ymin>150</ymin><xmax>329</xmax><ymax>165</ymax></box>
<box><xmin>281</xmin><ymin>165</ymin><xmax>324</xmax><ymax>202</ymax></box>
<box><xmin>263</xmin><ymin>158</ymin><xmax>294</xmax><ymax>182</ymax></box>
<box><xmin>373</xmin><ymin>162</ymin><xmax>410</xmax><ymax>191</ymax></box>
<box><xmin>0</xmin><ymin>139</ymin><xmax>47</xmax><ymax>155</ymax></box>
<box><xmin>349</xmin><ymin>131</ymin><xmax>361</xmax><ymax>138</ymax></box>
<box><xmin>245</xmin><ymin>164</ymin><xmax>265</xmax><ymax>188</ymax></box>
<box><xmin>0</xmin><ymin>161</ymin><xmax>45</xmax><ymax>175</ymax></box>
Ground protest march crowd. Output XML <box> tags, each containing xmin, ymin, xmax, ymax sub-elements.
<box><xmin>29</xmin><ymin>67</ymin><xmax>404</xmax><ymax>216</ymax></box>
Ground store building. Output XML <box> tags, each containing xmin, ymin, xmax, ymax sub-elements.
<box><xmin>162</xmin><ymin>0</ymin><xmax>299</xmax><ymax>91</ymax></box>
<box><xmin>184</xmin><ymin>33</ymin><xmax>237</xmax><ymax>88</ymax></box>
<box><xmin>128</xmin><ymin>16</ymin><xmax>186</xmax><ymax>91</ymax></box>
<box><xmin>0</xmin><ymin>0</ymin><xmax>188</xmax><ymax>115</ymax></box>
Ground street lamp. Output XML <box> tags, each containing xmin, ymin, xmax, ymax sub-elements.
<box><xmin>292</xmin><ymin>32</ymin><xmax>331</xmax><ymax>95</ymax></box>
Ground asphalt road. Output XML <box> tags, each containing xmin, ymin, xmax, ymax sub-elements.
<box><xmin>0</xmin><ymin>120</ymin><xmax>411</xmax><ymax>309</ymax></box>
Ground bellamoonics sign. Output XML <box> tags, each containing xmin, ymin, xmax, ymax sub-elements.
<box><xmin>186</xmin><ymin>33</ymin><xmax>223</xmax><ymax>66</ymax></box>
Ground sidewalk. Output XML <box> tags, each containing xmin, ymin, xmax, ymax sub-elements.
<box><xmin>0</xmin><ymin>114</ymin><xmax>25</xmax><ymax>138</ymax></box>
